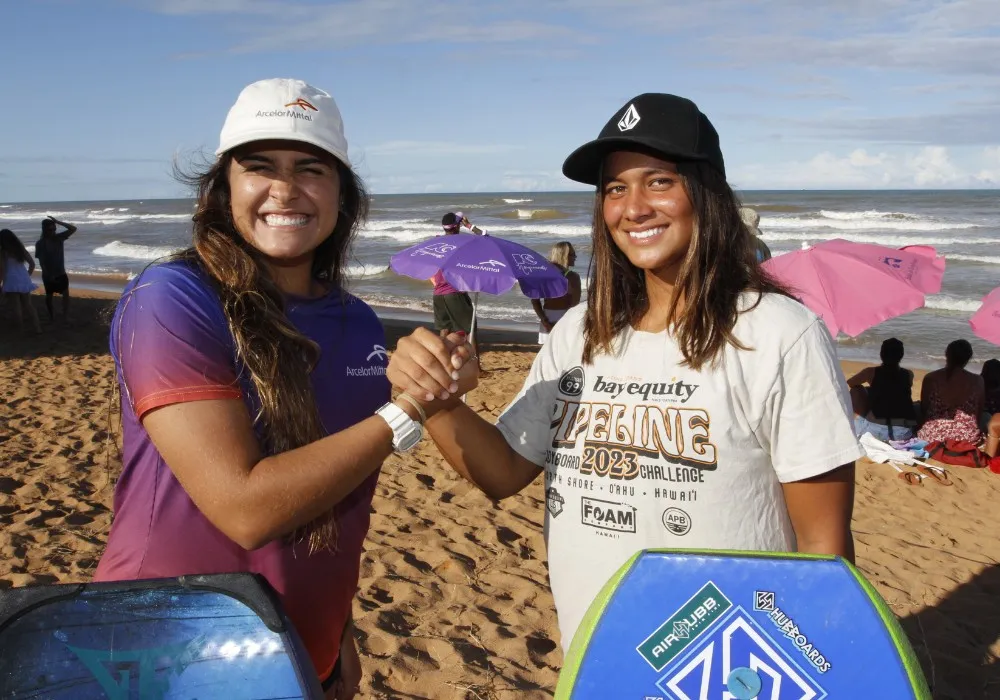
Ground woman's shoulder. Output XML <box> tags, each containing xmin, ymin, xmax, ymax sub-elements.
<box><xmin>128</xmin><ymin>259</ymin><xmax>210</xmax><ymax>290</ymax></box>
<box><xmin>734</xmin><ymin>291</ymin><xmax>825</xmax><ymax>347</ymax></box>
<box><xmin>120</xmin><ymin>260</ymin><xmax>221</xmax><ymax>313</ymax></box>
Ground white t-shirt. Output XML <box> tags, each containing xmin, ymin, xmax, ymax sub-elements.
<box><xmin>496</xmin><ymin>293</ymin><xmax>863</xmax><ymax>650</ymax></box>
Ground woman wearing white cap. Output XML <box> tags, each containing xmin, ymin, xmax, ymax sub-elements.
<box><xmin>385</xmin><ymin>93</ymin><xmax>862</xmax><ymax>652</ymax></box>
<box><xmin>94</xmin><ymin>79</ymin><xmax>430</xmax><ymax>698</ymax></box>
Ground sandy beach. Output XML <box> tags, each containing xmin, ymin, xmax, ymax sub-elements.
<box><xmin>1</xmin><ymin>290</ymin><xmax>998</xmax><ymax>699</ymax></box>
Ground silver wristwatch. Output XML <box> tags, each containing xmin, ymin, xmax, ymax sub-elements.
<box><xmin>375</xmin><ymin>402</ymin><xmax>423</xmax><ymax>452</ymax></box>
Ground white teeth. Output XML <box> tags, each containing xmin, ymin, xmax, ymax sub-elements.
<box><xmin>263</xmin><ymin>214</ymin><xmax>309</xmax><ymax>226</ymax></box>
<box><xmin>629</xmin><ymin>227</ymin><xmax>663</xmax><ymax>240</ymax></box>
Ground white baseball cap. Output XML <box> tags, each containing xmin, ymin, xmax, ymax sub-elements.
<box><xmin>216</xmin><ymin>78</ymin><xmax>351</xmax><ymax>167</ymax></box>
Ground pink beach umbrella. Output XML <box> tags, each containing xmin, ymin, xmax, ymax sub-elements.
<box><xmin>762</xmin><ymin>238</ymin><xmax>946</xmax><ymax>337</ymax></box>
<box><xmin>970</xmin><ymin>287</ymin><xmax>1000</xmax><ymax>346</ymax></box>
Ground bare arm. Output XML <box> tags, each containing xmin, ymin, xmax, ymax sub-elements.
<box><xmin>49</xmin><ymin>216</ymin><xmax>77</xmax><ymax>239</ymax></box>
<box><xmin>974</xmin><ymin>376</ymin><xmax>986</xmax><ymax>420</ymax></box>
<box><xmin>568</xmin><ymin>271</ymin><xmax>582</xmax><ymax>307</ymax></box>
<box><xmin>781</xmin><ymin>463</ymin><xmax>856</xmax><ymax>563</ymax></box>
<box><xmin>919</xmin><ymin>373</ymin><xmax>932</xmax><ymax>422</ymax></box>
<box><xmin>845</xmin><ymin>366</ymin><xmax>874</xmax><ymax>388</ymax></box>
<box><xmin>425</xmin><ymin>401</ymin><xmax>543</xmax><ymax>499</ymax></box>
<box><xmin>531</xmin><ymin>298</ymin><xmax>551</xmax><ymax>327</ymax></box>
<box><xmin>141</xmin><ymin>396</ymin><xmax>414</xmax><ymax>550</ymax></box>
<box><xmin>387</xmin><ymin>327</ymin><xmax>542</xmax><ymax>499</ymax></box>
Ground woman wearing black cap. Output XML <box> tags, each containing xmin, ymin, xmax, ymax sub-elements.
<box><xmin>386</xmin><ymin>93</ymin><xmax>863</xmax><ymax>652</ymax></box>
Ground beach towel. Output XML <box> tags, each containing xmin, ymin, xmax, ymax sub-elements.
<box><xmin>925</xmin><ymin>440</ymin><xmax>998</xmax><ymax>471</ymax></box>
<box><xmin>859</xmin><ymin>433</ymin><xmax>922</xmax><ymax>465</ymax></box>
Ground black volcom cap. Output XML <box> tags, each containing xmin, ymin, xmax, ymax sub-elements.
<box><xmin>562</xmin><ymin>93</ymin><xmax>725</xmax><ymax>185</ymax></box>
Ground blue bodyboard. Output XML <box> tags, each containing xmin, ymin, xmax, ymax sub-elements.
<box><xmin>556</xmin><ymin>550</ymin><xmax>930</xmax><ymax>699</ymax></box>
<box><xmin>0</xmin><ymin>573</ymin><xmax>323</xmax><ymax>699</ymax></box>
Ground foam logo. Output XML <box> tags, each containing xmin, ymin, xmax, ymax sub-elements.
<box><xmin>618</xmin><ymin>103</ymin><xmax>641</xmax><ymax>132</ymax></box>
<box><xmin>581</xmin><ymin>497</ymin><xmax>636</xmax><ymax>533</ymax></box>
<box><xmin>284</xmin><ymin>97</ymin><xmax>318</xmax><ymax>111</ymax></box>
<box><xmin>656</xmin><ymin>608</ymin><xmax>826</xmax><ymax>700</ymax></box>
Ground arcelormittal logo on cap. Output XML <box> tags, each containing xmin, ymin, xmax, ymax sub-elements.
<box><xmin>285</xmin><ymin>98</ymin><xmax>318</xmax><ymax>111</ymax></box>
<box><xmin>618</xmin><ymin>103</ymin><xmax>640</xmax><ymax>132</ymax></box>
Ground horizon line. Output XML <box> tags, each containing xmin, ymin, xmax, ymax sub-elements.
<box><xmin>5</xmin><ymin>187</ymin><xmax>1000</xmax><ymax>205</ymax></box>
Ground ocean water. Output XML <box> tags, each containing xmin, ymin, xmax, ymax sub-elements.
<box><xmin>1</xmin><ymin>190</ymin><xmax>997</xmax><ymax>369</ymax></box>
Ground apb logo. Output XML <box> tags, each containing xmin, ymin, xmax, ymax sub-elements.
<box><xmin>581</xmin><ymin>497</ymin><xmax>636</xmax><ymax>533</ymax></box>
<box><xmin>662</xmin><ymin>507</ymin><xmax>692</xmax><ymax>536</ymax></box>
<box><xmin>558</xmin><ymin>366</ymin><xmax>585</xmax><ymax>397</ymax></box>
<box><xmin>546</xmin><ymin>487</ymin><xmax>565</xmax><ymax>517</ymax></box>
<box><xmin>657</xmin><ymin>608</ymin><xmax>826</xmax><ymax>700</ymax></box>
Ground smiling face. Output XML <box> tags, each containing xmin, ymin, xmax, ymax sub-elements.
<box><xmin>601</xmin><ymin>151</ymin><xmax>696</xmax><ymax>285</ymax></box>
<box><xmin>227</xmin><ymin>139</ymin><xmax>342</xmax><ymax>266</ymax></box>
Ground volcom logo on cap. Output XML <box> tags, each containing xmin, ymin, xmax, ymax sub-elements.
<box><xmin>284</xmin><ymin>98</ymin><xmax>318</xmax><ymax>111</ymax></box>
<box><xmin>618</xmin><ymin>103</ymin><xmax>640</xmax><ymax>132</ymax></box>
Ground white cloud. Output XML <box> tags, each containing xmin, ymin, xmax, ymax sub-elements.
<box><xmin>143</xmin><ymin>0</ymin><xmax>585</xmax><ymax>50</ymax></box>
<box><xmin>974</xmin><ymin>146</ymin><xmax>1000</xmax><ymax>184</ymax></box>
<box><xmin>907</xmin><ymin>146</ymin><xmax>961</xmax><ymax>186</ymax></box>
<box><xmin>500</xmin><ymin>170</ymin><xmax>586</xmax><ymax>192</ymax></box>
<box><xmin>731</xmin><ymin>145</ymin><xmax>1000</xmax><ymax>189</ymax></box>
<box><xmin>362</xmin><ymin>141</ymin><xmax>523</xmax><ymax>158</ymax></box>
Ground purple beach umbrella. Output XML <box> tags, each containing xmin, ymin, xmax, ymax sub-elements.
<box><xmin>390</xmin><ymin>233</ymin><xmax>569</xmax><ymax>298</ymax></box>
<box><xmin>390</xmin><ymin>232</ymin><xmax>569</xmax><ymax>347</ymax></box>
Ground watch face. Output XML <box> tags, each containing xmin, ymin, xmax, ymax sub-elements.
<box><xmin>396</xmin><ymin>425</ymin><xmax>423</xmax><ymax>452</ymax></box>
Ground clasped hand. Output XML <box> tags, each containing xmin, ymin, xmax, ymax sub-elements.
<box><xmin>386</xmin><ymin>328</ymin><xmax>479</xmax><ymax>414</ymax></box>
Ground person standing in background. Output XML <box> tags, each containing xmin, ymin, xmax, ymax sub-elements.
<box><xmin>430</xmin><ymin>212</ymin><xmax>481</xmax><ymax>360</ymax></box>
<box><xmin>35</xmin><ymin>216</ymin><xmax>78</xmax><ymax>321</ymax></box>
<box><xmin>0</xmin><ymin>229</ymin><xmax>42</xmax><ymax>334</ymax></box>
<box><xmin>531</xmin><ymin>241</ymin><xmax>581</xmax><ymax>344</ymax></box>
<box><xmin>740</xmin><ymin>206</ymin><xmax>772</xmax><ymax>262</ymax></box>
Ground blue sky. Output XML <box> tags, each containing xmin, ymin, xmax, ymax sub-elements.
<box><xmin>3</xmin><ymin>0</ymin><xmax>1000</xmax><ymax>201</ymax></box>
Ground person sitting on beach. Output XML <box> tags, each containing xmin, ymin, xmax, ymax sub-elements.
<box><xmin>34</xmin><ymin>216</ymin><xmax>78</xmax><ymax>321</ymax></box>
<box><xmin>917</xmin><ymin>339</ymin><xmax>984</xmax><ymax>445</ymax></box>
<box><xmin>92</xmin><ymin>78</ymin><xmax>420</xmax><ymax>699</ymax></box>
<box><xmin>386</xmin><ymin>93</ymin><xmax>862</xmax><ymax>651</ymax></box>
<box><xmin>847</xmin><ymin>338</ymin><xmax>917</xmax><ymax>441</ymax></box>
<box><xmin>980</xmin><ymin>359</ymin><xmax>1000</xmax><ymax>457</ymax></box>
<box><xmin>0</xmin><ymin>229</ymin><xmax>42</xmax><ymax>334</ymax></box>
<box><xmin>430</xmin><ymin>212</ymin><xmax>480</xmax><ymax>357</ymax></box>
<box><xmin>981</xmin><ymin>359</ymin><xmax>1000</xmax><ymax>419</ymax></box>
<box><xmin>531</xmin><ymin>241</ymin><xmax>581</xmax><ymax>344</ymax></box>
<box><xmin>739</xmin><ymin>206</ymin><xmax>771</xmax><ymax>262</ymax></box>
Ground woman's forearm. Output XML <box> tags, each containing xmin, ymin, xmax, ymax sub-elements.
<box><xmin>424</xmin><ymin>401</ymin><xmax>541</xmax><ymax>499</ymax></box>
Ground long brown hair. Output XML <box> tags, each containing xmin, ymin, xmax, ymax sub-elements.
<box><xmin>0</xmin><ymin>229</ymin><xmax>31</xmax><ymax>266</ymax></box>
<box><xmin>583</xmin><ymin>159</ymin><xmax>791</xmax><ymax>369</ymax></box>
<box><xmin>170</xmin><ymin>151</ymin><xmax>369</xmax><ymax>551</ymax></box>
